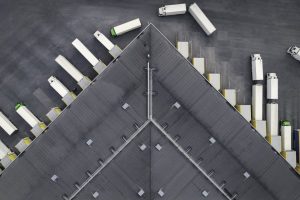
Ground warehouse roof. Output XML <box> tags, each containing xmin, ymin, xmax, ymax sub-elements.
<box><xmin>0</xmin><ymin>24</ymin><xmax>299</xmax><ymax>200</ymax></box>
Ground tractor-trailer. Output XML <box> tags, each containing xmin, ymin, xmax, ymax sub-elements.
<box><xmin>251</xmin><ymin>54</ymin><xmax>263</xmax><ymax>81</ymax></box>
<box><xmin>188</xmin><ymin>3</ymin><xmax>216</xmax><ymax>36</ymax></box>
<box><xmin>287</xmin><ymin>46</ymin><xmax>300</xmax><ymax>61</ymax></box>
<box><xmin>48</xmin><ymin>76</ymin><xmax>70</xmax><ymax>98</ymax></box>
<box><xmin>267</xmin><ymin>73</ymin><xmax>278</xmax><ymax>100</ymax></box>
<box><xmin>266</xmin><ymin>103</ymin><xmax>278</xmax><ymax>136</ymax></box>
<box><xmin>111</xmin><ymin>18</ymin><xmax>141</xmax><ymax>37</ymax></box>
<box><xmin>281</xmin><ymin>120</ymin><xmax>292</xmax><ymax>151</ymax></box>
<box><xmin>15</xmin><ymin>103</ymin><xmax>41</xmax><ymax>128</ymax></box>
<box><xmin>0</xmin><ymin>112</ymin><xmax>17</xmax><ymax>135</ymax></box>
<box><xmin>0</xmin><ymin>140</ymin><xmax>10</xmax><ymax>159</ymax></box>
<box><xmin>55</xmin><ymin>55</ymin><xmax>84</xmax><ymax>83</ymax></box>
<box><xmin>72</xmin><ymin>38</ymin><xmax>99</xmax><ymax>66</ymax></box>
<box><xmin>252</xmin><ymin>84</ymin><xmax>263</xmax><ymax>120</ymax></box>
<box><xmin>94</xmin><ymin>31</ymin><xmax>115</xmax><ymax>51</ymax></box>
<box><xmin>158</xmin><ymin>3</ymin><xmax>186</xmax><ymax>16</ymax></box>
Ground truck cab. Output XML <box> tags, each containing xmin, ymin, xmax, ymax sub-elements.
<box><xmin>287</xmin><ymin>46</ymin><xmax>300</xmax><ymax>61</ymax></box>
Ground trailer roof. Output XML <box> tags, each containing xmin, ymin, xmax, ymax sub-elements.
<box><xmin>0</xmin><ymin>24</ymin><xmax>299</xmax><ymax>200</ymax></box>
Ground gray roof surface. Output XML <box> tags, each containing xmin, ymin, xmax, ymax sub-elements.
<box><xmin>0</xmin><ymin>24</ymin><xmax>299</xmax><ymax>200</ymax></box>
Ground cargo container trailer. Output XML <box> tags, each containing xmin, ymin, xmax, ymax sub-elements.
<box><xmin>110</xmin><ymin>18</ymin><xmax>141</xmax><ymax>37</ymax></box>
<box><xmin>55</xmin><ymin>55</ymin><xmax>91</xmax><ymax>90</ymax></box>
<box><xmin>266</xmin><ymin>73</ymin><xmax>278</xmax><ymax>100</ymax></box>
<box><xmin>15</xmin><ymin>103</ymin><xmax>46</xmax><ymax>137</ymax></box>
<box><xmin>188</xmin><ymin>3</ymin><xmax>216</xmax><ymax>35</ymax></box>
<box><xmin>252</xmin><ymin>84</ymin><xmax>263</xmax><ymax>120</ymax></box>
<box><xmin>94</xmin><ymin>30</ymin><xmax>122</xmax><ymax>58</ymax></box>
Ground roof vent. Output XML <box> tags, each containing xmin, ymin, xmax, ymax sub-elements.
<box><xmin>92</xmin><ymin>191</ymin><xmax>99</xmax><ymax>198</ymax></box>
<box><xmin>202</xmin><ymin>190</ymin><xmax>209</xmax><ymax>197</ymax></box>
<box><xmin>137</xmin><ymin>188</ymin><xmax>145</xmax><ymax>197</ymax></box>
<box><xmin>158</xmin><ymin>189</ymin><xmax>165</xmax><ymax>197</ymax></box>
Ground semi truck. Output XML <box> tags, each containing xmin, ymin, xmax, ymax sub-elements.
<box><xmin>267</xmin><ymin>73</ymin><xmax>278</xmax><ymax>100</ymax></box>
<box><xmin>48</xmin><ymin>76</ymin><xmax>70</xmax><ymax>98</ymax></box>
<box><xmin>188</xmin><ymin>3</ymin><xmax>216</xmax><ymax>36</ymax></box>
<box><xmin>158</xmin><ymin>3</ymin><xmax>186</xmax><ymax>16</ymax></box>
<box><xmin>287</xmin><ymin>46</ymin><xmax>300</xmax><ymax>61</ymax></box>
<box><xmin>266</xmin><ymin>103</ymin><xmax>278</xmax><ymax>136</ymax></box>
<box><xmin>72</xmin><ymin>38</ymin><xmax>99</xmax><ymax>66</ymax></box>
<box><xmin>281</xmin><ymin>120</ymin><xmax>297</xmax><ymax>168</ymax></box>
<box><xmin>48</xmin><ymin>76</ymin><xmax>76</xmax><ymax>106</ymax></box>
<box><xmin>55</xmin><ymin>55</ymin><xmax>85</xmax><ymax>83</ymax></box>
<box><xmin>94</xmin><ymin>30</ymin><xmax>122</xmax><ymax>58</ymax></box>
<box><xmin>94</xmin><ymin>31</ymin><xmax>115</xmax><ymax>51</ymax></box>
<box><xmin>251</xmin><ymin>54</ymin><xmax>263</xmax><ymax>81</ymax></box>
<box><xmin>15</xmin><ymin>103</ymin><xmax>47</xmax><ymax>137</ymax></box>
<box><xmin>281</xmin><ymin>120</ymin><xmax>292</xmax><ymax>151</ymax></box>
<box><xmin>0</xmin><ymin>111</ymin><xmax>17</xmax><ymax>135</ymax></box>
<box><xmin>252</xmin><ymin>84</ymin><xmax>263</xmax><ymax>120</ymax></box>
<box><xmin>55</xmin><ymin>55</ymin><xmax>91</xmax><ymax>90</ymax></box>
<box><xmin>110</xmin><ymin>18</ymin><xmax>141</xmax><ymax>37</ymax></box>
<box><xmin>16</xmin><ymin>103</ymin><xmax>41</xmax><ymax>128</ymax></box>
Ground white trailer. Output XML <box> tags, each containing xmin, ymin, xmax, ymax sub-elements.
<box><xmin>48</xmin><ymin>76</ymin><xmax>70</xmax><ymax>98</ymax></box>
<box><xmin>266</xmin><ymin>103</ymin><xmax>278</xmax><ymax>136</ymax></box>
<box><xmin>188</xmin><ymin>3</ymin><xmax>216</xmax><ymax>36</ymax></box>
<box><xmin>0</xmin><ymin>140</ymin><xmax>10</xmax><ymax>159</ymax></box>
<box><xmin>252</xmin><ymin>84</ymin><xmax>263</xmax><ymax>120</ymax></box>
<box><xmin>55</xmin><ymin>55</ymin><xmax>91</xmax><ymax>90</ymax></box>
<box><xmin>280</xmin><ymin>120</ymin><xmax>297</xmax><ymax>167</ymax></box>
<box><xmin>72</xmin><ymin>38</ymin><xmax>107</xmax><ymax>74</ymax></box>
<box><xmin>94</xmin><ymin>30</ymin><xmax>122</xmax><ymax>58</ymax></box>
<box><xmin>48</xmin><ymin>76</ymin><xmax>76</xmax><ymax>106</ymax></box>
<box><xmin>192</xmin><ymin>57</ymin><xmax>205</xmax><ymax>74</ymax></box>
<box><xmin>111</xmin><ymin>18</ymin><xmax>141</xmax><ymax>37</ymax></box>
<box><xmin>287</xmin><ymin>46</ymin><xmax>300</xmax><ymax>61</ymax></box>
<box><xmin>16</xmin><ymin>103</ymin><xmax>41</xmax><ymax>128</ymax></box>
<box><xmin>267</xmin><ymin>73</ymin><xmax>278</xmax><ymax>100</ymax></box>
<box><xmin>15</xmin><ymin>103</ymin><xmax>46</xmax><ymax>137</ymax></box>
<box><xmin>15</xmin><ymin>137</ymin><xmax>32</xmax><ymax>153</ymax></box>
<box><xmin>177</xmin><ymin>41</ymin><xmax>189</xmax><ymax>59</ymax></box>
<box><xmin>0</xmin><ymin>112</ymin><xmax>17</xmax><ymax>135</ymax></box>
<box><xmin>281</xmin><ymin>120</ymin><xmax>292</xmax><ymax>151</ymax></box>
<box><xmin>158</xmin><ymin>3</ymin><xmax>186</xmax><ymax>16</ymax></box>
<box><xmin>251</xmin><ymin>54</ymin><xmax>263</xmax><ymax>81</ymax></box>
<box><xmin>72</xmin><ymin>38</ymin><xmax>99</xmax><ymax>66</ymax></box>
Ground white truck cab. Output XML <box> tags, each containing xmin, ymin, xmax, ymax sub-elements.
<box><xmin>251</xmin><ymin>54</ymin><xmax>263</xmax><ymax>81</ymax></box>
<box><xmin>158</xmin><ymin>4</ymin><xmax>186</xmax><ymax>16</ymax></box>
<box><xmin>287</xmin><ymin>46</ymin><xmax>300</xmax><ymax>61</ymax></box>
